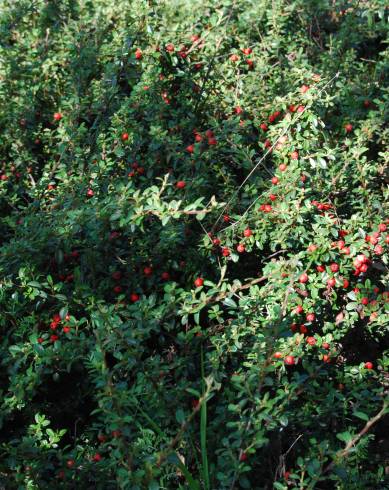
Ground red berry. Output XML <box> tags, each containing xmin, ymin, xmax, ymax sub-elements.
<box><xmin>243</xmin><ymin>228</ymin><xmax>252</xmax><ymax>237</ymax></box>
<box><xmin>239</xmin><ymin>451</ymin><xmax>248</xmax><ymax>461</ymax></box>
<box><xmin>241</xmin><ymin>47</ymin><xmax>252</xmax><ymax>55</ymax></box>
<box><xmin>316</xmin><ymin>265</ymin><xmax>325</xmax><ymax>273</ymax></box>
<box><xmin>306</xmin><ymin>337</ymin><xmax>316</xmax><ymax>346</ymax></box>
<box><xmin>165</xmin><ymin>43</ymin><xmax>175</xmax><ymax>52</ymax></box>
<box><xmin>86</xmin><ymin>189</ymin><xmax>94</xmax><ymax>198</ymax></box>
<box><xmin>364</xmin><ymin>362</ymin><xmax>373</xmax><ymax>370</ymax></box>
<box><xmin>112</xmin><ymin>271</ymin><xmax>122</xmax><ymax>281</ymax></box>
<box><xmin>63</xmin><ymin>326</ymin><xmax>71</xmax><ymax>334</ymax></box>
<box><xmin>374</xmin><ymin>245</ymin><xmax>383</xmax><ymax>255</ymax></box>
<box><xmin>290</xmin><ymin>151</ymin><xmax>299</xmax><ymax>160</ymax></box>
<box><xmin>300</xmin><ymin>84</ymin><xmax>309</xmax><ymax>93</ymax></box>
<box><xmin>378</xmin><ymin>223</ymin><xmax>386</xmax><ymax>232</ymax></box>
<box><xmin>323</xmin><ymin>354</ymin><xmax>331</xmax><ymax>363</ymax></box>
<box><xmin>176</xmin><ymin>180</ymin><xmax>186</xmax><ymax>189</ymax></box>
<box><xmin>273</xmin><ymin>352</ymin><xmax>283</xmax><ymax>359</ymax></box>
<box><xmin>135</xmin><ymin>48</ymin><xmax>142</xmax><ymax>59</ymax></box>
<box><xmin>92</xmin><ymin>453</ymin><xmax>102</xmax><ymax>462</ymax></box>
<box><xmin>237</xmin><ymin>243</ymin><xmax>245</xmax><ymax>253</ymax></box>
<box><xmin>222</xmin><ymin>247</ymin><xmax>230</xmax><ymax>257</ymax></box>
<box><xmin>299</xmin><ymin>273</ymin><xmax>308</xmax><ymax>284</ymax></box>
<box><xmin>186</xmin><ymin>144</ymin><xmax>195</xmax><ymax>153</ymax></box>
<box><xmin>294</xmin><ymin>305</ymin><xmax>303</xmax><ymax>315</ymax></box>
<box><xmin>327</xmin><ymin>278</ymin><xmax>336</xmax><ymax>287</ymax></box>
<box><xmin>194</xmin><ymin>277</ymin><xmax>204</xmax><ymax>288</ymax></box>
<box><xmin>191</xmin><ymin>399</ymin><xmax>200</xmax><ymax>409</ymax></box>
<box><xmin>343</xmin><ymin>279</ymin><xmax>349</xmax><ymax>288</ymax></box>
<box><xmin>260</xmin><ymin>123</ymin><xmax>268</xmax><ymax>131</ymax></box>
<box><xmin>284</xmin><ymin>355</ymin><xmax>295</xmax><ymax>366</ymax></box>
<box><xmin>130</xmin><ymin>293</ymin><xmax>140</xmax><ymax>302</ymax></box>
<box><xmin>143</xmin><ymin>266</ymin><xmax>153</xmax><ymax>276</ymax></box>
<box><xmin>361</xmin><ymin>297</ymin><xmax>369</xmax><ymax>305</ymax></box>
<box><xmin>330</xmin><ymin>263</ymin><xmax>339</xmax><ymax>272</ymax></box>
<box><xmin>212</xmin><ymin>238</ymin><xmax>221</xmax><ymax>246</ymax></box>
<box><xmin>121</xmin><ymin>133</ymin><xmax>129</xmax><ymax>141</ymax></box>
<box><xmin>66</xmin><ymin>459</ymin><xmax>75</xmax><ymax>468</ymax></box>
<box><xmin>161</xmin><ymin>272</ymin><xmax>170</xmax><ymax>281</ymax></box>
<box><xmin>322</xmin><ymin>342</ymin><xmax>330</xmax><ymax>350</ymax></box>
<box><xmin>300</xmin><ymin>324</ymin><xmax>308</xmax><ymax>334</ymax></box>
<box><xmin>344</xmin><ymin>123</ymin><xmax>353</xmax><ymax>133</ymax></box>
<box><xmin>271</xmin><ymin>176</ymin><xmax>279</xmax><ymax>185</ymax></box>
<box><xmin>53</xmin><ymin>112</ymin><xmax>62</xmax><ymax>121</ymax></box>
<box><xmin>269</xmin><ymin>193</ymin><xmax>277</xmax><ymax>201</ymax></box>
<box><xmin>360</xmin><ymin>263</ymin><xmax>368</xmax><ymax>273</ymax></box>
<box><xmin>279</xmin><ymin>163</ymin><xmax>287</xmax><ymax>172</ymax></box>
<box><xmin>230</xmin><ymin>54</ymin><xmax>239</xmax><ymax>62</ymax></box>
<box><xmin>306</xmin><ymin>313</ymin><xmax>315</xmax><ymax>322</ymax></box>
<box><xmin>37</xmin><ymin>337</ymin><xmax>44</xmax><ymax>344</ymax></box>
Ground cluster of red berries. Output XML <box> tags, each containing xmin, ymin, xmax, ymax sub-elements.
<box><xmin>128</xmin><ymin>162</ymin><xmax>145</xmax><ymax>178</ymax></box>
<box><xmin>230</xmin><ymin>48</ymin><xmax>254</xmax><ymax>68</ymax></box>
<box><xmin>186</xmin><ymin>129</ymin><xmax>217</xmax><ymax>153</ymax></box>
<box><xmin>37</xmin><ymin>313</ymin><xmax>72</xmax><ymax>344</ymax></box>
<box><xmin>311</xmin><ymin>200</ymin><xmax>334</xmax><ymax>216</ymax></box>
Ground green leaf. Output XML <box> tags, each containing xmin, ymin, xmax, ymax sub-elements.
<box><xmin>175</xmin><ymin>409</ymin><xmax>185</xmax><ymax>424</ymax></box>
<box><xmin>353</xmin><ymin>411</ymin><xmax>369</xmax><ymax>421</ymax></box>
<box><xmin>336</xmin><ymin>431</ymin><xmax>352</xmax><ymax>443</ymax></box>
<box><xmin>223</xmin><ymin>297</ymin><xmax>237</xmax><ymax>308</ymax></box>
<box><xmin>28</xmin><ymin>281</ymin><xmax>42</xmax><ymax>288</ymax></box>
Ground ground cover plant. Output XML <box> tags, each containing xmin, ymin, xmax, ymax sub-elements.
<box><xmin>0</xmin><ymin>0</ymin><xmax>388</xmax><ymax>488</ymax></box>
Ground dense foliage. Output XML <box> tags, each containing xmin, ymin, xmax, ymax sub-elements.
<box><xmin>0</xmin><ymin>0</ymin><xmax>388</xmax><ymax>488</ymax></box>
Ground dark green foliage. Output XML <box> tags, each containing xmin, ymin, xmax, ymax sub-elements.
<box><xmin>0</xmin><ymin>0</ymin><xmax>388</xmax><ymax>488</ymax></box>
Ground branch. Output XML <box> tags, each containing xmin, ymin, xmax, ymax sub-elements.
<box><xmin>324</xmin><ymin>401</ymin><xmax>388</xmax><ymax>474</ymax></box>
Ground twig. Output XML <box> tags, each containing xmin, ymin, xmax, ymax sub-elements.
<box><xmin>323</xmin><ymin>401</ymin><xmax>388</xmax><ymax>474</ymax></box>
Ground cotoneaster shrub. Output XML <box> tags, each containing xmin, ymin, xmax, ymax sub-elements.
<box><xmin>0</xmin><ymin>0</ymin><xmax>388</xmax><ymax>489</ymax></box>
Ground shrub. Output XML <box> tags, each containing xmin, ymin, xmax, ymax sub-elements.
<box><xmin>0</xmin><ymin>0</ymin><xmax>388</xmax><ymax>488</ymax></box>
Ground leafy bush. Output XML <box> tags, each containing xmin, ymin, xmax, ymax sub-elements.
<box><xmin>0</xmin><ymin>0</ymin><xmax>388</xmax><ymax>488</ymax></box>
